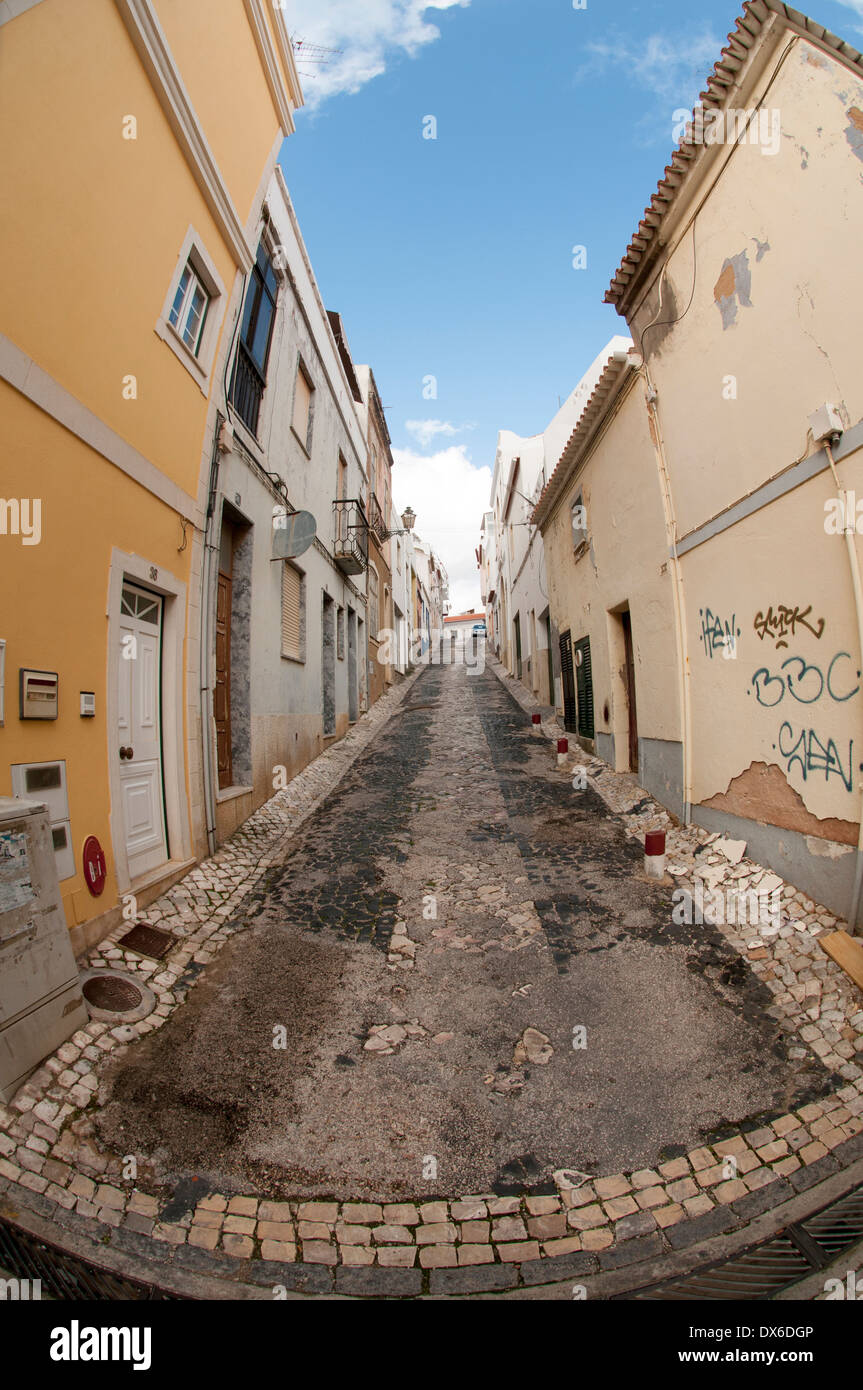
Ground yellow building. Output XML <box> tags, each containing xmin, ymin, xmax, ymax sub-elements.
<box><xmin>0</xmin><ymin>0</ymin><xmax>302</xmax><ymax>953</ymax></box>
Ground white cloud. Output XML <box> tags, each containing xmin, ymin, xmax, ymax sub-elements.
<box><xmin>404</xmin><ymin>418</ymin><xmax>458</xmax><ymax>447</ymax></box>
<box><xmin>392</xmin><ymin>444</ymin><xmax>489</xmax><ymax>614</ymax></box>
<box><xmin>287</xmin><ymin>0</ymin><xmax>470</xmax><ymax>109</ymax></box>
<box><xmin>836</xmin><ymin>0</ymin><xmax>863</xmax><ymax>32</ymax></box>
<box><xmin>404</xmin><ymin>418</ymin><xmax>476</xmax><ymax>447</ymax></box>
<box><xmin>575</xmin><ymin>28</ymin><xmax>722</xmax><ymax>132</ymax></box>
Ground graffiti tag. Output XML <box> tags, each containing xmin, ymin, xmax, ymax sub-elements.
<box><xmin>750</xmin><ymin>652</ymin><xmax>860</xmax><ymax>707</ymax></box>
<box><xmin>699</xmin><ymin>608</ymin><xmax>740</xmax><ymax>660</ymax></box>
<box><xmin>753</xmin><ymin>604</ymin><xmax>825</xmax><ymax>649</ymax></box>
<box><xmin>776</xmin><ymin>722</ymin><xmax>856</xmax><ymax>792</ymax></box>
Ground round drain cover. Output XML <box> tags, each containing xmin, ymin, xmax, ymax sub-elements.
<box><xmin>82</xmin><ymin>975</ymin><xmax>143</xmax><ymax>1014</ymax></box>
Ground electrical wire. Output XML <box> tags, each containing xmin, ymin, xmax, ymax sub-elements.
<box><xmin>636</xmin><ymin>37</ymin><xmax>798</xmax><ymax>361</ymax></box>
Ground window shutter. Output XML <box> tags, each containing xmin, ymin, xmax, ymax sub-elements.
<box><xmin>292</xmin><ymin>369</ymin><xmax>312</xmax><ymax>442</ymax></box>
<box><xmin>281</xmin><ymin>563</ymin><xmax>302</xmax><ymax>660</ymax></box>
<box><xmin>575</xmin><ymin>636</ymin><xmax>594</xmax><ymax>739</ymax></box>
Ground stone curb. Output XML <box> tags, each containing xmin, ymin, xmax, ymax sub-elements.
<box><xmin>2</xmin><ymin>1156</ymin><xmax>861</xmax><ymax>1299</ymax></box>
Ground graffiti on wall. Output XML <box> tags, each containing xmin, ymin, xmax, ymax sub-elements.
<box><xmin>749</xmin><ymin>652</ymin><xmax>860</xmax><ymax>707</ymax></box>
<box><xmin>775</xmin><ymin>723</ymin><xmax>857</xmax><ymax>792</ymax></box>
<box><xmin>753</xmin><ymin>604</ymin><xmax>825</xmax><ymax>649</ymax></box>
<box><xmin>697</xmin><ymin>598</ymin><xmax>860</xmax><ymax>799</ymax></box>
<box><xmin>698</xmin><ymin>607</ymin><xmax>741</xmax><ymax>660</ymax></box>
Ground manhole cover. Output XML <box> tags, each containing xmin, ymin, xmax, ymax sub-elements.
<box><xmin>82</xmin><ymin>975</ymin><xmax>143</xmax><ymax>1014</ymax></box>
<box><xmin>118</xmin><ymin>922</ymin><xmax>177</xmax><ymax>960</ymax></box>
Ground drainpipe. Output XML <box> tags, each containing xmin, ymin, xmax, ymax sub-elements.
<box><xmin>824</xmin><ymin>436</ymin><xmax>863</xmax><ymax>934</ymax></box>
<box><xmin>199</xmin><ymin>412</ymin><xmax>226</xmax><ymax>857</ymax></box>
<box><xmin>637</xmin><ymin>358</ymin><xmax>693</xmax><ymax>826</ymax></box>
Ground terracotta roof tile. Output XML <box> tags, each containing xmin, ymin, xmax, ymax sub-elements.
<box><xmin>604</xmin><ymin>1</ymin><xmax>863</xmax><ymax>314</ymax></box>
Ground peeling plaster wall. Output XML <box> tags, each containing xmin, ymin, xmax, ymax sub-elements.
<box><xmin>631</xmin><ymin>40</ymin><xmax>863</xmax><ymax>538</ymax></box>
<box><xmin>693</xmin><ymin>800</ymin><xmax>859</xmax><ymax>925</ymax></box>
<box><xmin>619</xmin><ymin>37</ymin><xmax>863</xmax><ymax>915</ymax></box>
<box><xmin>682</xmin><ymin>465</ymin><xmax>863</xmax><ymax>834</ymax></box>
<box><xmin>541</xmin><ymin>378</ymin><xmax>681</xmax><ymax>795</ymax></box>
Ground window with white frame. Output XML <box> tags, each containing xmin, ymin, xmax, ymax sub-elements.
<box><xmin>156</xmin><ymin>228</ymin><xmax>225</xmax><ymax>387</ymax></box>
<box><xmin>168</xmin><ymin>261</ymin><xmax>209</xmax><ymax>355</ymax></box>
<box><xmin>337</xmin><ymin>606</ymin><xmax>345</xmax><ymax>660</ymax></box>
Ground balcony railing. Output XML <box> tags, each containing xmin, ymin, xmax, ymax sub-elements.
<box><xmin>333</xmin><ymin>498</ymin><xmax>369</xmax><ymax>575</ymax></box>
<box><xmin>229</xmin><ymin>343</ymin><xmax>265</xmax><ymax>436</ymax></box>
<box><xmin>368</xmin><ymin>492</ymin><xmax>388</xmax><ymax>548</ymax></box>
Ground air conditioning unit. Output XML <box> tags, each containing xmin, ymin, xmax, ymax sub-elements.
<box><xmin>0</xmin><ymin>798</ymin><xmax>88</xmax><ymax>1102</ymax></box>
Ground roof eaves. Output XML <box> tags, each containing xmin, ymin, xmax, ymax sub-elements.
<box><xmin>531</xmin><ymin>354</ymin><xmax>634</xmax><ymax>529</ymax></box>
<box><xmin>604</xmin><ymin>1</ymin><xmax>863</xmax><ymax>316</ymax></box>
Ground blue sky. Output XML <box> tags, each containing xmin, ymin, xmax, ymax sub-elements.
<box><xmin>281</xmin><ymin>0</ymin><xmax>863</xmax><ymax>610</ymax></box>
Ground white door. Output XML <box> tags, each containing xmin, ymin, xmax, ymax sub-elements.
<box><xmin>118</xmin><ymin>584</ymin><xmax>167</xmax><ymax>879</ymax></box>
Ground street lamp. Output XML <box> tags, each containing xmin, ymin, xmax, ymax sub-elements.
<box><xmin>383</xmin><ymin>506</ymin><xmax>416</xmax><ymax>539</ymax></box>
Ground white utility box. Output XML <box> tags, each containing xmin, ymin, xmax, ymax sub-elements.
<box><xmin>0</xmin><ymin>797</ymin><xmax>88</xmax><ymax>1102</ymax></box>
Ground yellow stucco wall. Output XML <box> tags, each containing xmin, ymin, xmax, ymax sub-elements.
<box><xmin>157</xmin><ymin>0</ymin><xmax>283</xmax><ymax>228</ymax></box>
<box><xmin>0</xmin><ymin>0</ymin><xmax>290</xmax><ymax>940</ymax></box>
<box><xmin>542</xmin><ymin>379</ymin><xmax>682</xmax><ymax>757</ymax></box>
<box><xmin>0</xmin><ymin>383</ymin><xmax>194</xmax><ymax>929</ymax></box>
<box><xmin>0</xmin><ymin>0</ymin><xmax>249</xmax><ymax>496</ymax></box>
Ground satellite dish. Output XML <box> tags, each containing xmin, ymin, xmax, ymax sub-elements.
<box><xmin>272</xmin><ymin>509</ymin><xmax>317</xmax><ymax>560</ymax></box>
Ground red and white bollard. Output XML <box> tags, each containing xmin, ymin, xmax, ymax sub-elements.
<box><xmin>531</xmin><ymin>713</ymin><xmax>542</xmax><ymax>726</ymax></box>
<box><xmin>557</xmin><ymin>738</ymin><xmax>568</xmax><ymax>767</ymax></box>
<box><xmin>644</xmin><ymin>829</ymin><xmax>666</xmax><ymax>880</ymax></box>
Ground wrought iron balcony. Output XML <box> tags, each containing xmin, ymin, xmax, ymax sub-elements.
<box><xmin>333</xmin><ymin>498</ymin><xmax>369</xmax><ymax>575</ymax></box>
<box><xmin>229</xmin><ymin>343</ymin><xmax>264</xmax><ymax>436</ymax></box>
<box><xmin>368</xmin><ymin>492</ymin><xmax>388</xmax><ymax>548</ymax></box>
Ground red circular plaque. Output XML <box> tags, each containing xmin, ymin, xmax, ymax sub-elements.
<box><xmin>82</xmin><ymin>836</ymin><xmax>107</xmax><ymax>896</ymax></box>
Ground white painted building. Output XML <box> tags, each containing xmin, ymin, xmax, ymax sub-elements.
<box><xmin>484</xmin><ymin>337</ymin><xmax>631</xmax><ymax>706</ymax></box>
<box><xmin>198</xmin><ymin>165</ymin><xmax>370</xmax><ymax>844</ymax></box>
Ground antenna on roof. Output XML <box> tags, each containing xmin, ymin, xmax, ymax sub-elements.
<box><xmin>291</xmin><ymin>35</ymin><xmax>343</xmax><ymax>78</ymax></box>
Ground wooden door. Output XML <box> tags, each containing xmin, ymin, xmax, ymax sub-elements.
<box><xmin>559</xmin><ymin>630</ymin><xmax>576</xmax><ymax>733</ymax></box>
<box><xmin>546</xmin><ymin>614</ymin><xmax>555</xmax><ymax>706</ymax></box>
<box><xmin>622</xmin><ymin>611</ymin><xmax>639</xmax><ymax>773</ymax></box>
<box><xmin>574</xmin><ymin>636</ymin><xmax>594</xmax><ymax>740</ymax></box>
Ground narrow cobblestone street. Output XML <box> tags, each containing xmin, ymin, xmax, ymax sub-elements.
<box><xmin>6</xmin><ymin>0</ymin><xmax>863</xmax><ymax>1335</ymax></box>
<box><xmin>94</xmin><ymin>663</ymin><xmax>836</xmax><ymax>1202</ymax></box>
<box><xmin>2</xmin><ymin>661</ymin><xmax>862</xmax><ymax>1295</ymax></box>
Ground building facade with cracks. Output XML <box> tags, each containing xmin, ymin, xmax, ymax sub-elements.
<box><xmin>530</xmin><ymin>1</ymin><xmax>863</xmax><ymax>930</ymax></box>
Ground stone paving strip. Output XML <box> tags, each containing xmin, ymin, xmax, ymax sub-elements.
<box><xmin>0</xmin><ymin>658</ymin><xmax>862</xmax><ymax>1297</ymax></box>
